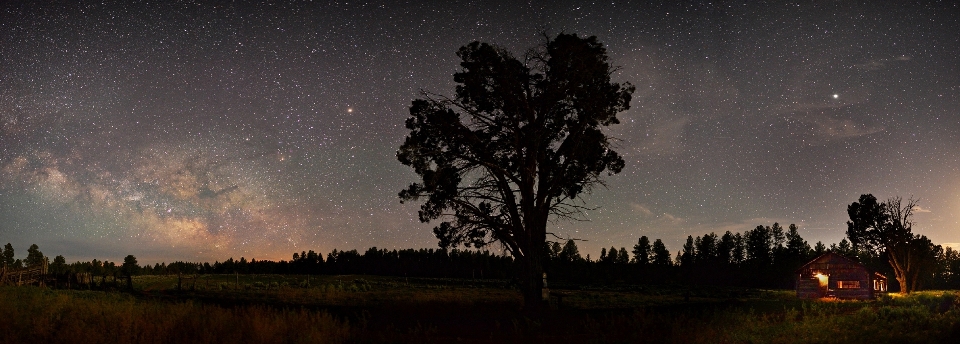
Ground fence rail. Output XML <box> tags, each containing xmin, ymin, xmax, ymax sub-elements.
<box><xmin>0</xmin><ymin>261</ymin><xmax>49</xmax><ymax>286</ymax></box>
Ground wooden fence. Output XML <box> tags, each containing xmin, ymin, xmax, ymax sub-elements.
<box><xmin>0</xmin><ymin>261</ymin><xmax>50</xmax><ymax>287</ymax></box>
<box><xmin>0</xmin><ymin>262</ymin><xmax>102</xmax><ymax>289</ymax></box>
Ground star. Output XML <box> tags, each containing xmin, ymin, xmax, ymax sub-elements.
<box><xmin>0</xmin><ymin>1</ymin><xmax>956</xmax><ymax>263</ymax></box>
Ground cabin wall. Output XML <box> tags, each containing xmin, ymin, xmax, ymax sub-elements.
<box><xmin>795</xmin><ymin>254</ymin><xmax>885</xmax><ymax>300</ymax></box>
<box><xmin>796</xmin><ymin>278</ymin><xmax>823</xmax><ymax>299</ymax></box>
<box><xmin>829</xmin><ymin>269</ymin><xmax>871</xmax><ymax>299</ymax></box>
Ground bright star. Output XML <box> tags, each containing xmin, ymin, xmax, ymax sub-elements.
<box><xmin>832</xmin><ymin>94</ymin><xmax>839</xmax><ymax>99</ymax></box>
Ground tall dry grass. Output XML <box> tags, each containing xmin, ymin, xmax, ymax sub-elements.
<box><xmin>563</xmin><ymin>291</ymin><xmax>960</xmax><ymax>343</ymax></box>
<box><xmin>4</xmin><ymin>281</ymin><xmax>960</xmax><ymax>343</ymax></box>
<box><xmin>0</xmin><ymin>286</ymin><xmax>350</xmax><ymax>344</ymax></box>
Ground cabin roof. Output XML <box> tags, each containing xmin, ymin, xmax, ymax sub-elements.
<box><xmin>795</xmin><ymin>251</ymin><xmax>870</xmax><ymax>274</ymax></box>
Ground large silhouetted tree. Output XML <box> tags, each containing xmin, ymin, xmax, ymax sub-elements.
<box><xmin>398</xmin><ymin>33</ymin><xmax>634</xmax><ymax>309</ymax></box>
<box><xmin>846</xmin><ymin>194</ymin><xmax>939</xmax><ymax>293</ymax></box>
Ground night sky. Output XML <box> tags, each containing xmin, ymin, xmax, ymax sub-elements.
<box><xmin>2</xmin><ymin>1</ymin><xmax>958</xmax><ymax>264</ymax></box>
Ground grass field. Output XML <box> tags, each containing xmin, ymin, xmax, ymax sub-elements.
<box><xmin>3</xmin><ymin>275</ymin><xmax>959</xmax><ymax>343</ymax></box>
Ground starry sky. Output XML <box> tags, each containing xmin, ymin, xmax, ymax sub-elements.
<box><xmin>2</xmin><ymin>1</ymin><xmax>959</xmax><ymax>264</ymax></box>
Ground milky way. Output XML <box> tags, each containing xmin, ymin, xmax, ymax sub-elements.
<box><xmin>1</xmin><ymin>2</ymin><xmax>959</xmax><ymax>263</ymax></box>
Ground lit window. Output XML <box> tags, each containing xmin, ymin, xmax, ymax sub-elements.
<box><xmin>837</xmin><ymin>280</ymin><xmax>860</xmax><ymax>289</ymax></box>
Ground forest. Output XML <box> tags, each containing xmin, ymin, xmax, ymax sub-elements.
<box><xmin>5</xmin><ymin>199</ymin><xmax>960</xmax><ymax>343</ymax></box>
<box><xmin>6</xmin><ymin>221</ymin><xmax>959</xmax><ymax>292</ymax></box>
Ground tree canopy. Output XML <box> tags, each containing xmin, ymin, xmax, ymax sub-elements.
<box><xmin>25</xmin><ymin>244</ymin><xmax>44</xmax><ymax>268</ymax></box>
<box><xmin>632</xmin><ymin>236</ymin><xmax>651</xmax><ymax>265</ymax></box>
<box><xmin>2</xmin><ymin>243</ymin><xmax>13</xmax><ymax>267</ymax></box>
<box><xmin>122</xmin><ymin>255</ymin><xmax>139</xmax><ymax>276</ymax></box>
<box><xmin>846</xmin><ymin>194</ymin><xmax>939</xmax><ymax>293</ymax></box>
<box><xmin>398</xmin><ymin>33</ymin><xmax>634</xmax><ymax>309</ymax></box>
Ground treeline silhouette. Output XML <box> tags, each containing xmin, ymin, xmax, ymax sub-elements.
<box><xmin>543</xmin><ymin>223</ymin><xmax>821</xmax><ymax>288</ymax></box>
<box><xmin>543</xmin><ymin>223</ymin><xmax>960</xmax><ymax>291</ymax></box>
<box><xmin>7</xmin><ymin>222</ymin><xmax>960</xmax><ymax>291</ymax></box>
<box><xmin>47</xmin><ymin>248</ymin><xmax>516</xmax><ymax>282</ymax></box>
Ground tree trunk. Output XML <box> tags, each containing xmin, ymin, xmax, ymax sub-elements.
<box><xmin>517</xmin><ymin>212</ymin><xmax>548</xmax><ymax>312</ymax></box>
<box><xmin>519</xmin><ymin>252</ymin><xmax>544</xmax><ymax>312</ymax></box>
<box><xmin>889</xmin><ymin>248</ymin><xmax>911</xmax><ymax>293</ymax></box>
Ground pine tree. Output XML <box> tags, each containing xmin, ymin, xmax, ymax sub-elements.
<box><xmin>652</xmin><ymin>239</ymin><xmax>672</xmax><ymax>266</ymax></box>
<box><xmin>616</xmin><ymin>247</ymin><xmax>629</xmax><ymax>264</ymax></box>
<box><xmin>631</xmin><ymin>236</ymin><xmax>651</xmax><ymax>264</ymax></box>
<box><xmin>25</xmin><ymin>244</ymin><xmax>44</xmax><ymax>267</ymax></box>
<box><xmin>1</xmin><ymin>243</ymin><xmax>13</xmax><ymax>267</ymax></box>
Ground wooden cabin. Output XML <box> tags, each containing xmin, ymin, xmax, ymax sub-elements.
<box><xmin>795</xmin><ymin>252</ymin><xmax>887</xmax><ymax>299</ymax></box>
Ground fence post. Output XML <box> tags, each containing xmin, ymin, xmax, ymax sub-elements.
<box><xmin>40</xmin><ymin>259</ymin><xmax>48</xmax><ymax>287</ymax></box>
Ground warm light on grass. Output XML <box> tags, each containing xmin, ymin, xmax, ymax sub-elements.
<box><xmin>3</xmin><ymin>277</ymin><xmax>959</xmax><ymax>343</ymax></box>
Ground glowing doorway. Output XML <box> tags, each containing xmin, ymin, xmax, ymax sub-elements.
<box><xmin>814</xmin><ymin>273</ymin><xmax>828</xmax><ymax>288</ymax></box>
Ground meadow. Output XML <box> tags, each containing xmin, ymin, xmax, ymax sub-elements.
<box><xmin>2</xmin><ymin>275</ymin><xmax>959</xmax><ymax>343</ymax></box>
